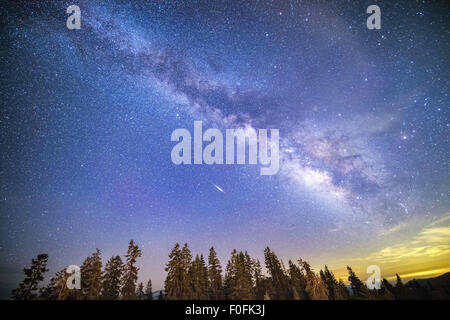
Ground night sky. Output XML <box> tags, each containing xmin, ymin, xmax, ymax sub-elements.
<box><xmin>1</xmin><ymin>0</ymin><xmax>449</xmax><ymax>298</ymax></box>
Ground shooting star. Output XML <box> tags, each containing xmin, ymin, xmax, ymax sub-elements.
<box><xmin>213</xmin><ymin>184</ymin><xmax>225</xmax><ymax>193</ymax></box>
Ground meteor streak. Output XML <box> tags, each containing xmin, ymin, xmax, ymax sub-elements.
<box><xmin>214</xmin><ymin>184</ymin><xmax>225</xmax><ymax>193</ymax></box>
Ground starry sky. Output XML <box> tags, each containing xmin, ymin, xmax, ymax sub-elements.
<box><xmin>0</xmin><ymin>0</ymin><xmax>449</xmax><ymax>298</ymax></box>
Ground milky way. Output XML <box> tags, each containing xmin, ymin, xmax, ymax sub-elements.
<box><xmin>0</xmin><ymin>1</ymin><xmax>449</xmax><ymax>296</ymax></box>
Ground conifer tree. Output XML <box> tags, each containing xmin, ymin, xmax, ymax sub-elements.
<box><xmin>244</xmin><ymin>252</ymin><xmax>257</xmax><ymax>297</ymax></box>
<box><xmin>369</xmin><ymin>278</ymin><xmax>393</xmax><ymax>300</ymax></box>
<box><xmin>346</xmin><ymin>266</ymin><xmax>369</xmax><ymax>299</ymax></box>
<box><xmin>80</xmin><ymin>249</ymin><xmax>103</xmax><ymax>300</ymax></box>
<box><xmin>320</xmin><ymin>265</ymin><xmax>345</xmax><ymax>300</ymax></box>
<box><xmin>165</xmin><ymin>243</ymin><xmax>183</xmax><ymax>299</ymax></box>
<box><xmin>181</xmin><ymin>243</ymin><xmax>194</xmax><ymax>298</ymax></box>
<box><xmin>223</xmin><ymin>249</ymin><xmax>236</xmax><ymax>299</ymax></box>
<box><xmin>208</xmin><ymin>247</ymin><xmax>223</xmax><ymax>300</ymax></box>
<box><xmin>394</xmin><ymin>273</ymin><xmax>406</xmax><ymax>299</ymax></box>
<box><xmin>337</xmin><ymin>278</ymin><xmax>350</xmax><ymax>300</ymax></box>
<box><xmin>320</xmin><ymin>269</ymin><xmax>332</xmax><ymax>299</ymax></box>
<box><xmin>188</xmin><ymin>254</ymin><xmax>209</xmax><ymax>299</ymax></box>
<box><xmin>299</xmin><ymin>259</ymin><xmax>328</xmax><ymax>300</ymax></box>
<box><xmin>224</xmin><ymin>250</ymin><xmax>254</xmax><ymax>299</ymax></box>
<box><xmin>264</xmin><ymin>247</ymin><xmax>290</xmax><ymax>299</ymax></box>
<box><xmin>39</xmin><ymin>268</ymin><xmax>75</xmax><ymax>300</ymax></box>
<box><xmin>144</xmin><ymin>279</ymin><xmax>153</xmax><ymax>300</ymax></box>
<box><xmin>12</xmin><ymin>254</ymin><xmax>49</xmax><ymax>300</ymax></box>
<box><xmin>380</xmin><ymin>278</ymin><xmax>395</xmax><ymax>299</ymax></box>
<box><xmin>188</xmin><ymin>254</ymin><xmax>200</xmax><ymax>299</ymax></box>
<box><xmin>102</xmin><ymin>255</ymin><xmax>123</xmax><ymax>300</ymax></box>
<box><xmin>288</xmin><ymin>260</ymin><xmax>308</xmax><ymax>300</ymax></box>
<box><xmin>121</xmin><ymin>240</ymin><xmax>142</xmax><ymax>300</ymax></box>
<box><xmin>199</xmin><ymin>254</ymin><xmax>209</xmax><ymax>299</ymax></box>
<box><xmin>181</xmin><ymin>244</ymin><xmax>193</xmax><ymax>271</ymax></box>
<box><xmin>395</xmin><ymin>273</ymin><xmax>403</xmax><ymax>288</ymax></box>
<box><xmin>39</xmin><ymin>270</ymin><xmax>62</xmax><ymax>300</ymax></box>
<box><xmin>253</xmin><ymin>259</ymin><xmax>267</xmax><ymax>300</ymax></box>
<box><xmin>136</xmin><ymin>282</ymin><xmax>145</xmax><ymax>300</ymax></box>
<box><xmin>165</xmin><ymin>243</ymin><xmax>192</xmax><ymax>299</ymax></box>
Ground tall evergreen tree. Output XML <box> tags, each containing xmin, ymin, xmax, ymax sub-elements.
<box><xmin>395</xmin><ymin>273</ymin><xmax>403</xmax><ymax>288</ymax></box>
<box><xmin>288</xmin><ymin>260</ymin><xmax>308</xmax><ymax>300</ymax></box>
<box><xmin>199</xmin><ymin>254</ymin><xmax>209</xmax><ymax>299</ymax></box>
<box><xmin>253</xmin><ymin>259</ymin><xmax>268</xmax><ymax>300</ymax></box>
<box><xmin>380</xmin><ymin>278</ymin><xmax>395</xmax><ymax>299</ymax></box>
<box><xmin>208</xmin><ymin>247</ymin><xmax>223</xmax><ymax>300</ymax></box>
<box><xmin>144</xmin><ymin>279</ymin><xmax>153</xmax><ymax>300</ymax></box>
<box><xmin>181</xmin><ymin>244</ymin><xmax>193</xmax><ymax>272</ymax></box>
<box><xmin>264</xmin><ymin>247</ymin><xmax>290</xmax><ymax>299</ymax></box>
<box><xmin>39</xmin><ymin>268</ymin><xmax>76</xmax><ymax>300</ymax></box>
<box><xmin>136</xmin><ymin>282</ymin><xmax>145</xmax><ymax>300</ymax></box>
<box><xmin>223</xmin><ymin>250</ymin><xmax>236</xmax><ymax>299</ymax></box>
<box><xmin>12</xmin><ymin>254</ymin><xmax>49</xmax><ymax>300</ymax></box>
<box><xmin>299</xmin><ymin>259</ymin><xmax>328</xmax><ymax>300</ymax></box>
<box><xmin>224</xmin><ymin>250</ymin><xmax>254</xmax><ymax>299</ymax></box>
<box><xmin>188</xmin><ymin>254</ymin><xmax>209</xmax><ymax>299</ymax></box>
<box><xmin>79</xmin><ymin>249</ymin><xmax>103</xmax><ymax>299</ymax></box>
<box><xmin>320</xmin><ymin>265</ymin><xmax>346</xmax><ymax>300</ymax></box>
<box><xmin>165</xmin><ymin>243</ymin><xmax>182</xmax><ymax>300</ymax></box>
<box><xmin>39</xmin><ymin>270</ymin><xmax>63</xmax><ymax>300</ymax></box>
<box><xmin>101</xmin><ymin>255</ymin><xmax>123</xmax><ymax>300</ymax></box>
<box><xmin>394</xmin><ymin>273</ymin><xmax>406</xmax><ymax>299</ymax></box>
<box><xmin>337</xmin><ymin>278</ymin><xmax>350</xmax><ymax>300</ymax></box>
<box><xmin>121</xmin><ymin>240</ymin><xmax>142</xmax><ymax>300</ymax></box>
<box><xmin>347</xmin><ymin>266</ymin><xmax>369</xmax><ymax>299</ymax></box>
<box><xmin>165</xmin><ymin>243</ymin><xmax>192</xmax><ymax>299</ymax></box>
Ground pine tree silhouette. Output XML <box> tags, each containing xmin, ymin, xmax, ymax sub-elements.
<box><xmin>12</xmin><ymin>254</ymin><xmax>49</xmax><ymax>300</ymax></box>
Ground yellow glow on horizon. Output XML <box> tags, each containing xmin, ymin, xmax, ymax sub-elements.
<box><xmin>327</xmin><ymin>221</ymin><xmax>450</xmax><ymax>284</ymax></box>
<box><xmin>384</xmin><ymin>268</ymin><xmax>450</xmax><ymax>281</ymax></box>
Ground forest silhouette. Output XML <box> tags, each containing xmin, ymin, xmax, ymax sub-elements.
<box><xmin>11</xmin><ymin>240</ymin><xmax>450</xmax><ymax>300</ymax></box>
